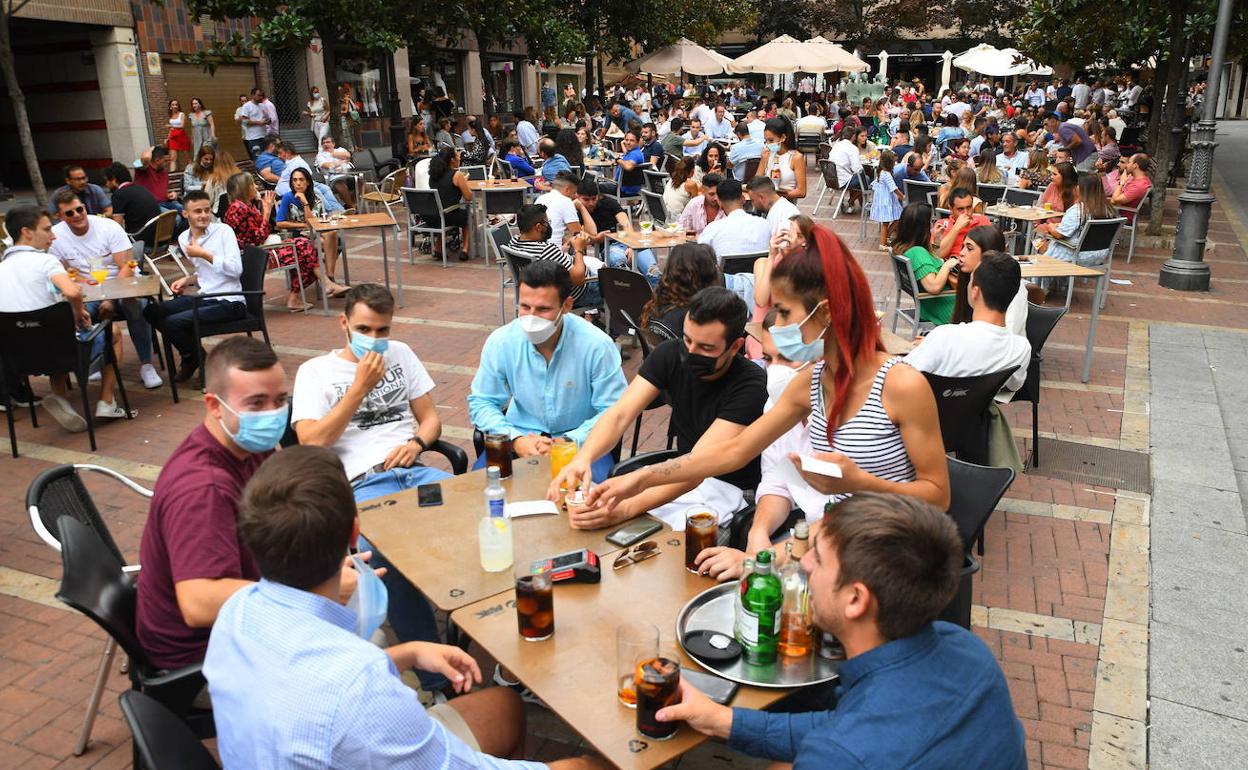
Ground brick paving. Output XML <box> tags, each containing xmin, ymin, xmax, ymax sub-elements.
<box><xmin>0</xmin><ymin>178</ymin><xmax>1243</xmax><ymax>769</ymax></box>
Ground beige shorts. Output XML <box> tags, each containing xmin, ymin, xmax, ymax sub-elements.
<box><xmin>428</xmin><ymin>702</ymin><xmax>480</xmax><ymax>750</ymax></box>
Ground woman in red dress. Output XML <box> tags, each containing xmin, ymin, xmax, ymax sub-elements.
<box><xmin>166</xmin><ymin>99</ymin><xmax>192</xmax><ymax>173</ymax></box>
<box><xmin>222</xmin><ymin>172</ymin><xmax>346</xmax><ymax>311</ymax></box>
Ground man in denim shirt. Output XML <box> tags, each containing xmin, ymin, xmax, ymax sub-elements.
<box><xmin>657</xmin><ymin>493</ymin><xmax>1027</xmax><ymax>769</ymax></box>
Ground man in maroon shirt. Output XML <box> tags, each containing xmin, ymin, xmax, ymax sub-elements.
<box><xmin>134</xmin><ymin>145</ymin><xmax>184</xmax><ymax>223</ymax></box>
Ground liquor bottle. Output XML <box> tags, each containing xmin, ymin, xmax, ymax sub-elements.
<box><xmin>478</xmin><ymin>467</ymin><xmax>513</xmax><ymax>572</ymax></box>
<box><xmin>739</xmin><ymin>550</ymin><xmax>782</xmax><ymax>665</ymax></box>
<box><xmin>777</xmin><ymin>540</ymin><xmax>812</xmax><ymax>657</ymax></box>
<box><xmin>733</xmin><ymin>557</ymin><xmax>755</xmax><ymax>644</ymax></box>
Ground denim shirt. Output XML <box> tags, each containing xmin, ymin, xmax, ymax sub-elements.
<box><xmin>729</xmin><ymin>623</ymin><xmax>1027</xmax><ymax>770</ymax></box>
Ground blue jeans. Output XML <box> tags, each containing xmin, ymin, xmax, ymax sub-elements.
<box><xmin>144</xmin><ymin>296</ymin><xmax>246</xmax><ymax>358</ymax></box>
<box><xmin>472</xmin><ymin>447</ymin><xmax>614</xmax><ymax>483</ymax></box>
<box><xmin>606</xmin><ymin>242</ymin><xmax>659</xmax><ymax>286</ymax></box>
<box><xmin>574</xmin><ymin>280</ymin><xmax>603</xmax><ymax>310</ymax></box>
<box><xmin>354</xmin><ymin>464</ymin><xmax>453</xmax><ymax>691</ymax></box>
<box><xmin>87</xmin><ymin>298</ymin><xmax>153</xmax><ymax>363</ymax></box>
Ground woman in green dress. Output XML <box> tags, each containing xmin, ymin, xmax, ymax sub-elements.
<box><xmin>892</xmin><ymin>202</ymin><xmax>957</xmax><ymax>326</ymax></box>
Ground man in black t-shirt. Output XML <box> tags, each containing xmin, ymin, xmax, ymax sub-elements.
<box><xmin>104</xmin><ymin>163</ymin><xmax>161</xmax><ymax>239</ymax></box>
<box><xmin>553</xmin><ymin>287</ymin><xmax>766</xmax><ymax>537</ymax></box>
<box><xmin>574</xmin><ymin>177</ymin><xmax>658</xmax><ymax>280</ymax></box>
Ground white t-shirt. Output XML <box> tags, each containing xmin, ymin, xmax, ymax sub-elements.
<box><xmin>48</xmin><ymin>218</ymin><xmax>131</xmax><ymax>277</ymax></box>
<box><xmin>904</xmin><ymin>319</ymin><xmax>1032</xmax><ymax>393</ymax></box>
<box><xmin>276</xmin><ymin>155</ymin><xmax>313</xmax><ymax>197</ymax></box>
<box><xmin>765</xmin><ymin>196</ymin><xmax>801</xmax><ymax>234</ymax></box>
<box><xmin>534</xmin><ymin>190</ymin><xmax>579</xmax><ymax>247</ymax></box>
<box><xmin>291</xmin><ymin>341</ymin><xmax>436</xmax><ymax>480</ymax></box>
<box><xmin>698</xmin><ymin>208</ymin><xmax>771</xmax><ymax>259</ymax></box>
<box><xmin>0</xmin><ymin>247</ymin><xmax>66</xmax><ymax>312</ymax></box>
<box><xmin>945</xmin><ymin>101</ymin><xmax>971</xmax><ymax>120</ymax></box>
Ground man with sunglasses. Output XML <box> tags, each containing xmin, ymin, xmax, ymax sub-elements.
<box><xmin>49</xmin><ymin>190</ymin><xmax>164</xmax><ymax>401</ymax></box>
<box><xmin>551</xmin><ymin>287</ymin><xmax>766</xmax><ymax>538</ymax></box>
<box><xmin>46</xmin><ymin>164</ymin><xmax>111</xmax><ymax>217</ymax></box>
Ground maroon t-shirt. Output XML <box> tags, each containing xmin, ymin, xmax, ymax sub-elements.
<box><xmin>134</xmin><ymin>165</ymin><xmax>170</xmax><ymax>201</ymax></box>
<box><xmin>136</xmin><ymin>424</ymin><xmax>270</xmax><ymax>669</ymax></box>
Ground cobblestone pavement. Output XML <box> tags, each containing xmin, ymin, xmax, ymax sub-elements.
<box><xmin>0</xmin><ymin>168</ymin><xmax>1243</xmax><ymax>769</ymax></box>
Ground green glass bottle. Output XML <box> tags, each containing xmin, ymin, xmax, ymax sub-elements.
<box><xmin>739</xmin><ymin>549</ymin><xmax>783</xmax><ymax>665</ymax></box>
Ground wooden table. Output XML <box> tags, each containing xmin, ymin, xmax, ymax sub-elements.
<box><xmin>451</xmin><ymin>531</ymin><xmax>801</xmax><ymax>770</ymax></box>
<box><xmin>359</xmin><ymin>455</ymin><xmax>662</xmax><ymax>612</ymax></box>
<box><xmin>983</xmin><ymin>203</ymin><xmax>1055</xmax><ymax>248</ymax></box>
<box><xmin>1020</xmin><ymin>255</ymin><xmax>1106</xmax><ymax>383</ymax></box>
<box><xmin>81</xmin><ymin>274</ymin><xmax>162</xmax><ymax>303</ymax></box>
<box><xmin>466</xmin><ymin>180</ymin><xmax>531</xmax><ymax>265</ymax></box>
<box><xmin>309</xmin><ymin>212</ymin><xmax>399</xmax><ymax>307</ymax></box>
<box><xmin>605</xmin><ymin>229</ymin><xmax>691</xmax><ymax>252</ymax></box>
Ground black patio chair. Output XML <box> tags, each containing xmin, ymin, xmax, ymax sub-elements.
<box><xmin>618</xmin><ymin>309</ymin><xmax>674</xmax><ymax>458</ymax></box>
<box><xmin>26</xmin><ymin>463</ymin><xmax>151</xmax><ymax>755</ymax></box>
<box><xmin>0</xmin><ymin>303</ymin><xmax>132</xmax><ymax>455</ymax></box>
<box><xmin>1012</xmin><ymin>303</ymin><xmax>1067</xmax><ymax>469</ymax></box>
<box><xmin>922</xmin><ymin>368</ymin><xmax>1020</xmax><ymax>466</ymax></box>
<box><xmin>598</xmin><ymin>267</ymin><xmax>656</xmax><ymax>340</ymax></box>
<box><xmin>56</xmin><ymin>516</ymin><xmax>213</xmax><ymax>741</ymax></box>
<box><xmin>119</xmin><ymin>691</ymin><xmax>220</xmax><ymax>770</ymax></box>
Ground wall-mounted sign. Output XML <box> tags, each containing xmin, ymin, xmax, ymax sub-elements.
<box><xmin>120</xmin><ymin>50</ymin><xmax>138</xmax><ymax>77</ymax></box>
<box><xmin>146</xmin><ymin>52</ymin><xmax>162</xmax><ymax>75</ymax></box>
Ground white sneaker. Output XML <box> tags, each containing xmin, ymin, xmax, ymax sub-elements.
<box><xmin>88</xmin><ymin>371</ymin><xmax>101</xmax><ymax>383</ymax></box>
<box><xmin>95</xmin><ymin>401</ymin><xmax>134</xmax><ymax>419</ymax></box>
<box><xmin>43</xmin><ymin>394</ymin><xmax>87</xmax><ymax>433</ymax></box>
<box><xmin>140</xmin><ymin>363</ymin><xmax>163</xmax><ymax>389</ymax></box>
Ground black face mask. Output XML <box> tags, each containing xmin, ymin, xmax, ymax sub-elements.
<box><xmin>680</xmin><ymin>345</ymin><xmax>726</xmax><ymax>378</ymax></box>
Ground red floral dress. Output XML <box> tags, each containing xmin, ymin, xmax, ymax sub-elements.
<box><xmin>224</xmin><ymin>199</ymin><xmax>319</xmax><ymax>292</ymax></box>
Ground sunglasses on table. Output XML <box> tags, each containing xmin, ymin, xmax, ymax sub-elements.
<box><xmin>612</xmin><ymin>541</ymin><xmax>659</xmax><ymax>570</ymax></box>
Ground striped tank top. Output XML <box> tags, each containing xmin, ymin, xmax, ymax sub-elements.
<box><xmin>809</xmin><ymin>356</ymin><xmax>916</xmax><ymax>502</ymax></box>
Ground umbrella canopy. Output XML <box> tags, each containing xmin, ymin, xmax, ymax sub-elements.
<box><xmin>805</xmin><ymin>36</ymin><xmax>870</xmax><ymax>73</ymax></box>
<box><xmin>953</xmin><ymin>44</ymin><xmax>1052</xmax><ymax>77</ymax></box>
<box><xmin>730</xmin><ymin>34</ymin><xmax>864</xmax><ymax>74</ymax></box>
<box><xmin>628</xmin><ymin>38</ymin><xmax>732</xmax><ymax>77</ymax></box>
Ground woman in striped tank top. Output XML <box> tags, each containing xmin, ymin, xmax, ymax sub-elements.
<box><xmin>586</xmin><ymin>226</ymin><xmax>950</xmax><ymax>514</ymax></box>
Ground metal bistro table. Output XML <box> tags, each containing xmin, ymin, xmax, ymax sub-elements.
<box><xmin>308</xmin><ymin>212</ymin><xmax>400</xmax><ymax>307</ymax></box>
<box><xmin>451</xmin><ymin>531</ymin><xmax>800</xmax><ymax>770</ymax></box>
<box><xmin>1019</xmin><ymin>255</ymin><xmax>1107</xmax><ymax>383</ymax></box>
<box><xmin>81</xmin><ymin>273</ymin><xmax>163</xmax><ymax>303</ymax></box>
<box><xmin>358</xmin><ymin>455</ymin><xmax>662</xmax><ymax>612</ymax></box>
<box><xmin>466</xmin><ymin>179</ymin><xmax>530</xmax><ymax>265</ymax></box>
<box><xmin>983</xmin><ymin>203</ymin><xmax>1055</xmax><ymax>252</ymax></box>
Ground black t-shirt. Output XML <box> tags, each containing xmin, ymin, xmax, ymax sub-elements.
<box><xmin>588</xmin><ymin>195</ymin><xmax>624</xmax><ymax>233</ymax></box>
<box><xmin>111</xmin><ymin>183</ymin><xmax>161</xmax><ymax>238</ymax></box>
<box><xmin>638</xmin><ymin>338</ymin><xmax>766</xmax><ymax>490</ymax></box>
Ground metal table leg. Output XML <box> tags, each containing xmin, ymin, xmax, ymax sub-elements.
<box><xmin>309</xmin><ymin>228</ymin><xmax>330</xmax><ymax>313</ymax></box>
<box><xmin>340</xmin><ymin>232</ymin><xmax>351</xmax><ymax>285</ymax></box>
<box><xmin>1081</xmin><ymin>272</ymin><xmax>1105</xmax><ymax>383</ymax></box>
<box><xmin>379</xmin><ymin>226</ymin><xmax>390</xmax><ymax>296</ymax></box>
<box><xmin>387</xmin><ymin>227</ymin><xmax>401</xmax><ymax>308</ymax></box>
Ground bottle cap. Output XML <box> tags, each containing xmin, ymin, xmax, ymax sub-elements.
<box><xmin>486</xmin><ymin>466</ymin><xmax>501</xmax><ymax>481</ymax></box>
<box><xmin>794</xmin><ymin>520</ymin><xmax>810</xmax><ymax>539</ymax></box>
<box><xmin>755</xmin><ymin>549</ymin><xmax>773</xmax><ymax>564</ymax></box>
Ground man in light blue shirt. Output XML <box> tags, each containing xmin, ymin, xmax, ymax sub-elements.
<box><xmin>469</xmin><ymin>260</ymin><xmax>626</xmax><ymax>482</ymax></box>
<box><xmin>728</xmin><ymin>123</ymin><xmax>762</xmax><ymax>181</ymax></box>
<box><xmin>705</xmin><ymin>104</ymin><xmax>735</xmax><ymax>140</ymax></box>
<box><xmin>205</xmin><ymin>445</ymin><xmax>604</xmax><ymax>770</ymax></box>
<box><xmin>535</xmin><ymin>138</ymin><xmax>570</xmax><ymax>191</ymax></box>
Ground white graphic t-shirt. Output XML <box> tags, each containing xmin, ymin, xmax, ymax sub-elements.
<box><xmin>291</xmin><ymin>340</ymin><xmax>435</xmax><ymax>479</ymax></box>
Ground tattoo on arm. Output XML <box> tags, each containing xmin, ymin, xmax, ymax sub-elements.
<box><xmin>652</xmin><ymin>457</ymin><xmax>683</xmax><ymax>478</ymax></box>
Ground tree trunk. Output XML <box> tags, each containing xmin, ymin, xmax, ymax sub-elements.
<box><xmin>0</xmin><ymin>10</ymin><xmax>49</xmax><ymax>205</ymax></box>
<box><xmin>1147</xmin><ymin>6</ymin><xmax>1190</xmax><ymax>237</ymax></box>
<box><xmin>1144</xmin><ymin>57</ymin><xmax>1169</xmax><ymax>155</ymax></box>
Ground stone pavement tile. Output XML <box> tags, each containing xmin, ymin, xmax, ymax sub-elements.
<box><xmin>1087</xmin><ymin>711</ymin><xmax>1145</xmax><ymax>770</ymax></box>
<box><xmin>1148</xmin><ymin>698</ymin><xmax>1248</xmax><ymax>770</ymax></box>
<box><xmin>1152</xmin><ymin>560</ymin><xmax>1248</xmax><ymax>640</ymax></box>
<box><xmin>1150</xmin><ymin>416</ymin><xmax>1237</xmax><ymax>490</ymax></box>
<box><xmin>1150</xmin><ymin>620</ymin><xmax>1248</xmax><ymax>722</ymax></box>
<box><xmin>1150</xmin><ymin>325</ymin><xmax>1206</xmax><ymax>347</ymax></box>
<box><xmin>1149</xmin><ymin>396</ymin><xmax>1224</xmax><ymax>430</ymax></box>
<box><xmin>1151</xmin><ymin>478</ymin><xmax>1245</xmax><ymax>535</ymax></box>
<box><xmin>1150</xmin><ymin>517</ymin><xmax>1248</xmax><ymax>579</ymax></box>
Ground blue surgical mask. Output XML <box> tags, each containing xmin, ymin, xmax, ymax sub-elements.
<box><xmin>345</xmin><ymin>553</ymin><xmax>388</xmax><ymax>640</ymax></box>
<box><xmin>770</xmin><ymin>303</ymin><xmax>828</xmax><ymax>363</ymax></box>
<box><xmin>216</xmin><ymin>399</ymin><xmax>289</xmax><ymax>453</ymax></box>
<box><xmin>765</xmin><ymin>142</ymin><xmax>781</xmax><ymax>154</ymax></box>
<box><xmin>348</xmin><ymin>331</ymin><xmax>389</xmax><ymax>359</ymax></box>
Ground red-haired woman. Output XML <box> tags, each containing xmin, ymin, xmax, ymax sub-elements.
<box><xmin>564</xmin><ymin>226</ymin><xmax>950</xmax><ymax>566</ymax></box>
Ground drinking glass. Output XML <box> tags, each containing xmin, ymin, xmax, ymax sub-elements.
<box><xmin>635</xmin><ymin>644</ymin><xmax>682</xmax><ymax>740</ymax></box>
<box><xmin>684</xmin><ymin>508</ymin><xmax>718</xmax><ymax>574</ymax></box>
<box><xmin>127</xmin><ymin>258</ymin><xmax>141</xmax><ymax>285</ymax></box>
<box><xmin>483</xmin><ymin>433</ymin><xmax>513</xmax><ymax>479</ymax></box>
<box><xmin>515</xmin><ymin>564</ymin><xmax>554</xmax><ymax>642</ymax></box>
<box><xmin>616</xmin><ymin>623</ymin><xmax>659</xmax><ymax>707</ymax></box>
<box><xmin>550</xmin><ymin>436</ymin><xmax>577</xmax><ymax>480</ymax></box>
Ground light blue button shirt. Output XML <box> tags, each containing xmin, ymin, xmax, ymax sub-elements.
<box><xmin>468</xmin><ymin>313</ymin><xmax>626</xmax><ymax>445</ymax></box>
<box><xmin>729</xmin><ymin>137</ymin><xmax>763</xmax><ymax>181</ymax></box>
<box><xmin>205</xmin><ymin>579</ymin><xmax>547</xmax><ymax>770</ymax></box>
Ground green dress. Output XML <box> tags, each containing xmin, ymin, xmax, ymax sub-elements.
<box><xmin>904</xmin><ymin>246</ymin><xmax>954</xmax><ymax>325</ymax></box>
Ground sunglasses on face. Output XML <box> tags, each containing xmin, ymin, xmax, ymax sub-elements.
<box><xmin>64</xmin><ymin>206</ymin><xmax>86</xmax><ymax>216</ymax></box>
<box><xmin>612</xmin><ymin>541</ymin><xmax>659</xmax><ymax>570</ymax></box>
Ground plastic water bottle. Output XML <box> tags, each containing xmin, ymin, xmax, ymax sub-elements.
<box><xmin>478</xmin><ymin>466</ymin><xmax>513</xmax><ymax>572</ymax></box>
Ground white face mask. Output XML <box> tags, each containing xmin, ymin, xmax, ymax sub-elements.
<box><xmin>517</xmin><ymin>312</ymin><xmax>561</xmax><ymax>345</ymax></box>
<box><xmin>765</xmin><ymin>362</ymin><xmax>806</xmax><ymax>408</ymax></box>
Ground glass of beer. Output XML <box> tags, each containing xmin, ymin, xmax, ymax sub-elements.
<box><xmin>483</xmin><ymin>433</ymin><xmax>513</xmax><ymax>479</ymax></box>
<box><xmin>127</xmin><ymin>258</ymin><xmax>140</xmax><ymax>284</ymax></box>
<box><xmin>684</xmin><ymin>508</ymin><xmax>719</xmax><ymax>574</ymax></box>
<box><xmin>635</xmin><ymin>645</ymin><xmax>682</xmax><ymax>740</ymax></box>
<box><xmin>616</xmin><ymin>623</ymin><xmax>658</xmax><ymax>707</ymax></box>
<box><xmin>550</xmin><ymin>436</ymin><xmax>577</xmax><ymax>480</ymax></box>
<box><xmin>515</xmin><ymin>564</ymin><xmax>554</xmax><ymax>642</ymax></box>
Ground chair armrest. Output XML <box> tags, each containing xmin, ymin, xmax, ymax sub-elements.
<box><xmin>428</xmin><ymin>440</ymin><xmax>469</xmax><ymax>476</ymax></box>
<box><xmin>78</xmin><ymin>321</ymin><xmax>110</xmax><ymax>344</ymax></box>
<box><xmin>443</xmin><ymin>203</ymin><xmax>466</xmax><ymax>213</ymax></box>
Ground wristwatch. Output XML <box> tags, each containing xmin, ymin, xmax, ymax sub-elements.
<box><xmin>411</xmin><ymin>436</ymin><xmax>428</xmax><ymax>452</ymax></box>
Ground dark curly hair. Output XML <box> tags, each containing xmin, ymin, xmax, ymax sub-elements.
<box><xmin>639</xmin><ymin>243</ymin><xmax>720</xmax><ymax>331</ymax></box>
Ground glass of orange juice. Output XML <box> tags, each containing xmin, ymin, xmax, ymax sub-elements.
<box><xmin>550</xmin><ymin>436</ymin><xmax>577</xmax><ymax>480</ymax></box>
<box><xmin>89</xmin><ymin>260</ymin><xmax>109</xmax><ymax>285</ymax></box>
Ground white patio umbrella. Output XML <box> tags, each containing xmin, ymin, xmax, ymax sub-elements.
<box><xmin>998</xmin><ymin>48</ymin><xmax>1053</xmax><ymax>77</ymax></box>
<box><xmin>953</xmin><ymin>44</ymin><xmax>1053</xmax><ymax>77</ymax></box>
<box><xmin>805</xmin><ymin>36</ymin><xmax>870</xmax><ymax>73</ymax></box>
<box><xmin>628</xmin><ymin>38</ymin><xmax>732</xmax><ymax>76</ymax></box>
<box><xmin>730</xmin><ymin>34</ymin><xmax>859</xmax><ymax>75</ymax></box>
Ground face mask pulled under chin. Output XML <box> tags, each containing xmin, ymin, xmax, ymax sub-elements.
<box><xmin>346</xmin><ymin>553</ymin><xmax>388</xmax><ymax>641</ymax></box>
